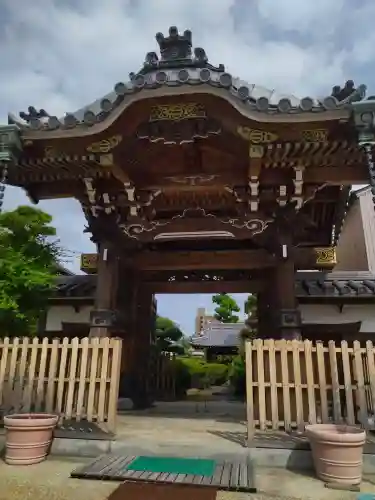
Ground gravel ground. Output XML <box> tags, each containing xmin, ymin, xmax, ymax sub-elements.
<box><xmin>0</xmin><ymin>457</ymin><xmax>375</xmax><ymax>500</ymax></box>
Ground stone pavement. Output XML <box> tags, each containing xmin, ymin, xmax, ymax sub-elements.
<box><xmin>0</xmin><ymin>457</ymin><xmax>375</xmax><ymax>500</ymax></box>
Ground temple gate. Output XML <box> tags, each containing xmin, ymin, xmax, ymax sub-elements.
<box><xmin>1</xmin><ymin>26</ymin><xmax>374</xmax><ymax>407</ymax></box>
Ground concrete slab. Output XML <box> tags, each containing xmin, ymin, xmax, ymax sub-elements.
<box><xmin>50</xmin><ymin>438</ymin><xmax>111</xmax><ymax>457</ymax></box>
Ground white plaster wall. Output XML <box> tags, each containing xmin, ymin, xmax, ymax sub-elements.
<box><xmin>300</xmin><ymin>304</ymin><xmax>375</xmax><ymax>333</ymax></box>
<box><xmin>46</xmin><ymin>303</ymin><xmax>375</xmax><ymax>335</ymax></box>
<box><xmin>45</xmin><ymin>305</ymin><xmax>93</xmax><ymax>331</ymax></box>
<box><xmin>335</xmin><ymin>200</ymin><xmax>368</xmax><ymax>271</ymax></box>
<box><xmin>360</xmin><ymin>189</ymin><xmax>375</xmax><ymax>274</ymax></box>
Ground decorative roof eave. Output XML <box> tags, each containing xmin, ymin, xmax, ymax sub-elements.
<box><xmin>52</xmin><ymin>271</ymin><xmax>375</xmax><ymax>301</ymax></box>
<box><xmin>7</xmin><ymin>26</ymin><xmax>366</xmax><ymax>140</ymax></box>
<box><xmin>12</xmin><ymin>84</ymin><xmax>352</xmax><ymax>142</ymax></box>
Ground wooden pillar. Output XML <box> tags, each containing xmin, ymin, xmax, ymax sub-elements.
<box><xmin>89</xmin><ymin>242</ymin><xmax>119</xmax><ymax>337</ymax></box>
<box><xmin>256</xmin><ymin>291</ymin><xmax>270</xmax><ymax>338</ymax></box>
<box><xmin>272</xmin><ymin>255</ymin><xmax>301</xmax><ymax>339</ymax></box>
<box><xmin>115</xmin><ymin>264</ymin><xmax>137</xmax><ymax>397</ymax></box>
<box><xmin>130</xmin><ymin>286</ymin><xmax>154</xmax><ymax>409</ymax></box>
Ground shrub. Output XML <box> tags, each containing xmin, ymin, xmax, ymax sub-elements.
<box><xmin>204</xmin><ymin>363</ymin><xmax>228</xmax><ymax>386</ymax></box>
<box><xmin>172</xmin><ymin>358</ymin><xmax>192</xmax><ymax>397</ymax></box>
<box><xmin>229</xmin><ymin>355</ymin><xmax>246</xmax><ymax>397</ymax></box>
<box><xmin>177</xmin><ymin>357</ymin><xmax>228</xmax><ymax>388</ymax></box>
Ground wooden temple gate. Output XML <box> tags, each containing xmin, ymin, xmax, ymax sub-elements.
<box><xmin>1</xmin><ymin>26</ymin><xmax>374</xmax><ymax>408</ymax></box>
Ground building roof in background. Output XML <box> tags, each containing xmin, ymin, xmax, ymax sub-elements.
<box><xmin>191</xmin><ymin>320</ymin><xmax>363</xmax><ymax>347</ymax></box>
<box><xmin>54</xmin><ymin>274</ymin><xmax>96</xmax><ymax>298</ymax></box>
<box><xmin>295</xmin><ymin>271</ymin><xmax>375</xmax><ymax>299</ymax></box>
<box><xmin>56</xmin><ymin>264</ymin><xmax>75</xmax><ymax>277</ymax></box>
<box><xmin>191</xmin><ymin>324</ymin><xmax>243</xmax><ymax>348</ymax></box>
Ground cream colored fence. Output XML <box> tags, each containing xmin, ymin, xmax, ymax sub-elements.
<box><xmin>0</xmin><ymin>337</ymin><xmax>122</xmax><ymax>432</ymax></box>
<box><xmin>246</xmin><ymin>339</ymin><xmax>375</xmax><ymax>436</ymax></box>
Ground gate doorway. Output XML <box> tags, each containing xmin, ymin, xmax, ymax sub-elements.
<box><xmin>118</xmin><ymin>289</ymin><xmax>251</xmax><ymax>452</ymax></box>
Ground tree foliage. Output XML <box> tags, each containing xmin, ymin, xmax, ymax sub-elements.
<box><xmin>212</xmin><ymin>293</ymin><xmax>240</xmax><ymax>323</ymax></box>
<box><xmin>244</xmin><ymin>294</ymin><xmax>257</xmax><ymax>317</ymax></box>
<box><xmin>240</xmin><ymin>294</ymin><xmax>258</xmax><ymax>349</ymax></box>
<box><xmin>154</xmin><ymin>315</ymin><xmax>187</xmax><ymax>354</ymax></box>
<box><xmin>0</xmin><ymin>206</ymin><xmax>62</xmax><ymax>335</ymax></box>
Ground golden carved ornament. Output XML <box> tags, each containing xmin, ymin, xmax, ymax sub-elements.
<box><xmin>165</xmin><ymin>174</ymin><xmax>218</xmax><ymax>186</ymax></box>
<box><xmin>149</xmin><ymin>103</ymin><xmax>206</xmax><ymax>122</ymax></box>
<box><xmin>314</xmin><ymin>247</ymin><xmax>337</xmax><ymax>266</ymax></box>
<box><xmin>237</xmin><ymin>126</ymin><xmax>278</xmax><ymax>144</ymax></box>
<box><xmin>86</xmin><ymin>135</ymin><xmax>122</xmax><ymax>153</ymax></box>
<box><xmin>80</xmin><ymin>253</ymin><xmax>98</xmax><ymax>272</ymax></box>
<box><xmin>302</xmin><ymin>129</ymin><xmax>328</xmax><ymax>143</ymax></box>
<box><xmin>99</xmin><ymin>154</ymin><xmax>113</xmax><ymax>166</ymax></box>
<box><xmin>249</xmin><ymin>145</ymin><xmax>264</xmax><ymax>158</ymax></box>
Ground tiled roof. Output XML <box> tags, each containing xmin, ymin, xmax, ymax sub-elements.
<box><xmin>53</xmin><ymin>271</ymin><xmax>375</xmax><ymax>300</ymax></box>
<box><xmin>296</xmin><ymin>271</ymin><xmax>375</xmax><ymax>298</ymax></box>
<box><xmin>54</xmin><ymin>275</ymin><xmax>96</xmax><ymax>298</ymax></box>
<box><xmin>191</xmin><ymin>324</ymin><xmax>242</xmax><ymax>348</ymax></box>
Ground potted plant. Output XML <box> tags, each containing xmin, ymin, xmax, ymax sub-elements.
<box><xmin>305</xmin><ymin>423</ymin><xmax>366</xmax><ymax>486</ymax></box>
<box><xmin>1</xmin><ymin>375</ymin><xmax>58</xmax><ymax>465</ymax></box>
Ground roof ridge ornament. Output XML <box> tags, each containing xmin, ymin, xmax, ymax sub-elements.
<box><xmin>157</xmin><ymin>26</ymin><xmax>192</xmax><ymax>61</ymax></box>
<box><xmin>19</xmin><ymin>106</ymin><xmax>49</xmax><ymax>123</ymax></box>
<box><xmin>331</xmin><ymin>80</ymin><xmax>366</xmax><ymax>104</ymax></box>
<box><xmin>137</xmin><ymin>26</ymin><xmax>224</xmax><ymax>76</ymax></box>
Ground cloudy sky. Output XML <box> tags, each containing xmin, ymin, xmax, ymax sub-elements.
<box><xmin>0</xmin><ymin>0</ymin><xmax>372</xmax><ymax>334</ymax></box>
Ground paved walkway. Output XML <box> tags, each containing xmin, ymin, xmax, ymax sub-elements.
<box><xmin>115</xmin><ymin>407</ymin><xmax>247</xmax><ymax>451</ymax></box>
<box><xmin>1</xmin><ymin>457</ymin><xmax>375</xmax><ymax>500</ymax></box>
<box><xmin>2</xmin><ymin>402</ymin><xmax>374</xmax><ymax>499</ymax></box>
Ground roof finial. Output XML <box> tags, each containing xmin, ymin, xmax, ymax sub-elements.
<box><xmin>139</xmin><ymin>26</ymin><xmax>223</xmax><ymax>75</ymax></box>
<box><xmin>155</xmin><ymin>26</ymin><xmax>192</xmax><ymax>62</ymax></box>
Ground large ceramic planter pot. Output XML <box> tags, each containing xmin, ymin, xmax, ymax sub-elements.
<box><xmin>4</xmin><ymin>413</ymin><xmax>59</xmax><ymax>465</ymax></box>
<box><xmin>305</xmin><ymin>424</ymin><xmax>366</xmax><ymax>485</ymax></box>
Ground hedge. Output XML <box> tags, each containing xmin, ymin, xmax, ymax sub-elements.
<box><xmin>176</xmin><ymin>357</ymin><xmax>229</xmax><ymax>388</ymax></box>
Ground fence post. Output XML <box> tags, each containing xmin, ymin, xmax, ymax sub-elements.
<box><xmin>107</xmin><ymin>338</ymin><xmax>122</xmax><ymax>433</ymax></box>
<box><xmin>245</xmin><ymin>340</ymin><xmax>254</xmax><ymax>442</ymax></box>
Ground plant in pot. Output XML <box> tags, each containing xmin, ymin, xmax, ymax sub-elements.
<box><xmin>0</xmin><ymin>375</ymin><xmax>58</xmax><ymax>465</ymax></box>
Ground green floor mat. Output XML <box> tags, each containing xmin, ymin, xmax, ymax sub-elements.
<box><xmin>126</xmin><ymin>456</ymin><xmax>216</xmax><ymax>476</ymax></box>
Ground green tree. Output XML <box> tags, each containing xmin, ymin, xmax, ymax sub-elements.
<box><xmin>244</xmin><ymin>294</ymin><xmax>257</xmax><ymax>317</ymax></box>
<box><xmin>0</xmin><ymin>206</ymin><xmax>63</xmax><ymax>335</ymax></box>
<box><xmin>154</xmin><ymin>315</ymin><xmax>187</xmax><ymax>354</ymax></box>
<box><xmin>212</xmin><ymin>293</ymin><xmax>240</xmax><ymax>323</ymax></box>
<box><xmin>239</xmin><ymin>294</ymin><xmax>258</xmax><ymax>354</ymax></box>
<box><xmin>240</xmin><ymin>294</ymin><xmax>258</xmax><ymax>342</ymax></box>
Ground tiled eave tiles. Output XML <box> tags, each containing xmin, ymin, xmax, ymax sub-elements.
<box><xmin>53</xmin><ymin>273</ymin><xmax>375</xmax><ymax>300</ymax></box>
<box><xmin>8</xmin><ymin>155</ymin><xmax>109</xmax><ymax>183</ymax></box>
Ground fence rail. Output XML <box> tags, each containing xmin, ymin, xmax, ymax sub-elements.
<box><xmin>0</xmin><ymin>337</ymin><xmax>122</xmax><ymax>432</ymax></box>
<box><xmin>246</xmin><ymin>339</ymin><xmax>375</xmax><ymax>435</ymax></box>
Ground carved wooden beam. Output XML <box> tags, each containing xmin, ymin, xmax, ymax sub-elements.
<box><xmin>142</xmin><ymin>280</ymin><xmax>262</xmax><ymax>294</ymax></box>
<box><xmin>80</xmin><ymin>246</ymin><xmax>337</xmax><ymax>273</ymax></box>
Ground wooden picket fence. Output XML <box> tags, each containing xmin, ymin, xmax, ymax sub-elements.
<box><xmin>246</xmin><ymin>339</ymin><xmax>375</xmax><ymax>435</ymax></box>
<box><xmin>0</xmin><ymin>337</ymin><xmax>122</xmax><ymax>432</ymax></box>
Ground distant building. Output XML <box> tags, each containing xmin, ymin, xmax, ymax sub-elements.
<box><xmin>194</xmin><ymin>307</ymin><xmax>219</xmax><ymax>335</ymax></box>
